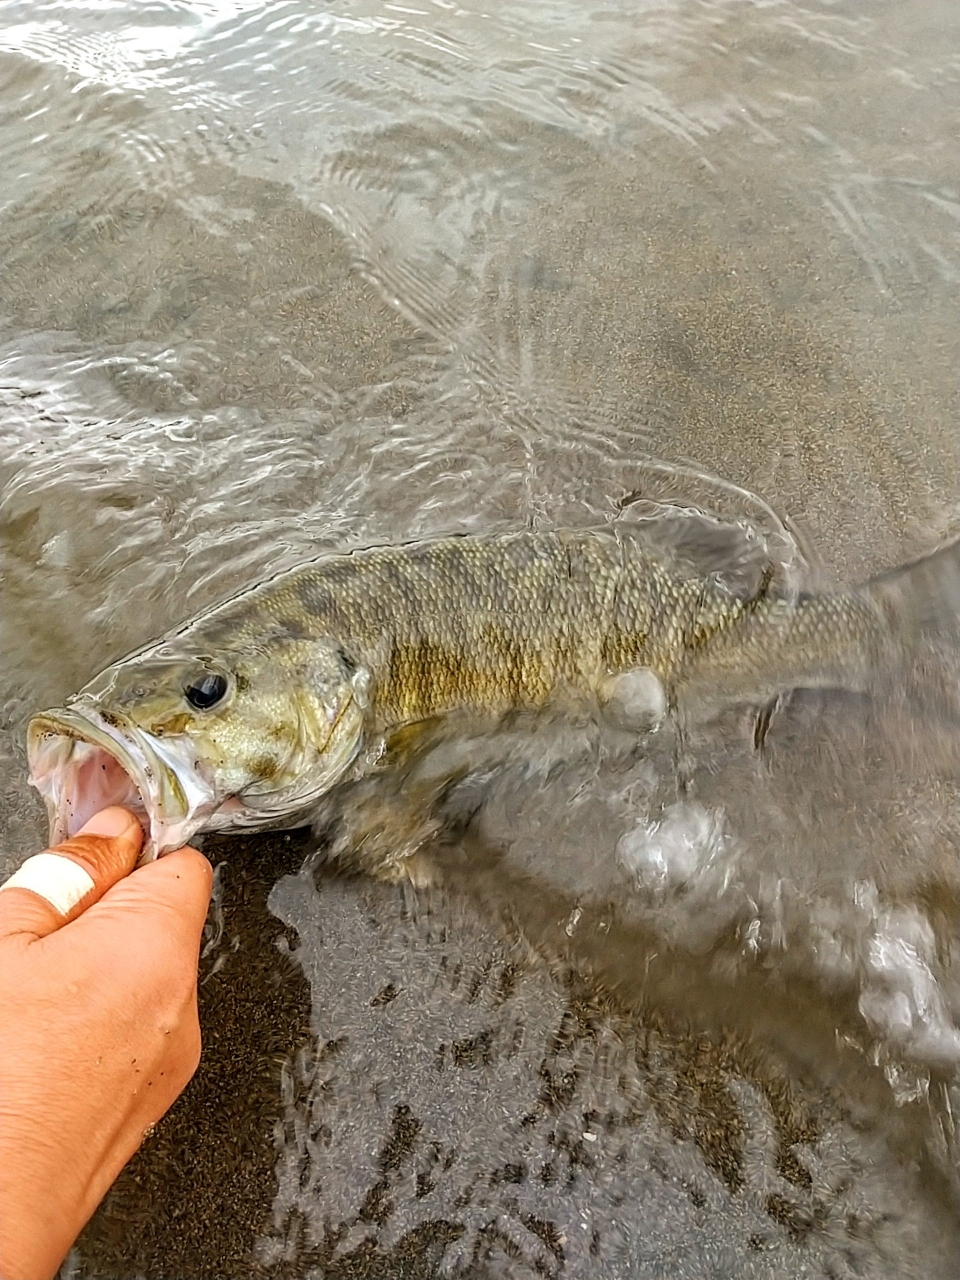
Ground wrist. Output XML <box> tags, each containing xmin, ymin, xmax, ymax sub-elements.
<box><xmin>0</xmin><ymin>1100</ymin><xmax>101</xmax><ymax>1280</ymax></box>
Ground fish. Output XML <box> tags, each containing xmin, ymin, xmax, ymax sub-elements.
<box><xmin>26</xmin><ymin>518</ymin><xmax>960</xmax><ymax>877</ymax></box>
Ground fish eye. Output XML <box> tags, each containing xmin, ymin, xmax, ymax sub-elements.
<box><xmin>183</xmin><ymin>671</ymin><xmax>229</xmax><ymax>711</ymax></box>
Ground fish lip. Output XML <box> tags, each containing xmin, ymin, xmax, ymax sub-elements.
<box><xmin>27</xmin><ymin>704</ymin><xmax>217</xmax><ymax>860</ymax></box>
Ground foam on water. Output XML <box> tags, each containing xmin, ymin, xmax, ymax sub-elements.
<box><xmin>857</xmin><ymin>897</ymin><xmax>960</xmax><ymax>1067</ymax></box>
<box><xmin>611</xmin><ymin>786</ymin><xmax>960</xmax><ymax>1068</ymax></box>
<box><xmin>617</xmin><ymin>801</ymin><xmax>737</xmax><ymax>898</ymax></box>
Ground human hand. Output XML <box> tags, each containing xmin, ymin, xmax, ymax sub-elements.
<box><xmin>0</xmin><ymin>807</ymin><xmax>212</xmax><ymax>1280</ymax></box>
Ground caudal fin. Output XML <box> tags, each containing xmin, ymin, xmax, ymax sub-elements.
<box><xmin>864</xmin><ymin>536</ymin><xmax>960</xmax><ymax>643</ymax></box>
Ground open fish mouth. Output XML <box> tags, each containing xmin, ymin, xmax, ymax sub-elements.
<box><xmin>27</xmin><ymin>705</ymin><xmax>219</xmax><ymax>860</ymax></box>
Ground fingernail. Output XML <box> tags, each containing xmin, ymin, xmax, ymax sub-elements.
<box><xmin>78</xmin><ymin>807</ymin><xmax>139</xmax><ymax>839</ymax></box>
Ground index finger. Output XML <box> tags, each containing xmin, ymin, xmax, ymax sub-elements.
<box><xmin>110</xmin><ymin>846</ymin><xmax>214</xmax><ymax>944</ymax></box>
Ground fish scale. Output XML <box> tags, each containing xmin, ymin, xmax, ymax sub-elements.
<box><xmin>176</xmin><ymin>526</ymin><xmax>886</xmax><ymax>724</ymax></box>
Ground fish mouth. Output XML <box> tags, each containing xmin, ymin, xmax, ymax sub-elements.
<box><xmin>27</xmin><ymin>705</ymin><xmax>219</xmax><ymax>860</ymax></box>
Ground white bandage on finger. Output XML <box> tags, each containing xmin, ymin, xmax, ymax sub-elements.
<box><xmin>0</xmin><ymin>852</ymin><xmax>96</xmax><ymax>916</ymax></box>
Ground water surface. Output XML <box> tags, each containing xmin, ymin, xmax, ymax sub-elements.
<box><xmin>1</xmin><ymin>0</ymin><xmax>959</xmax><ymax>1275</ymax></box>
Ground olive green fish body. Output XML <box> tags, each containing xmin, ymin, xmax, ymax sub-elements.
<box><xmin>185</xmin><ymin>526</ymin><xmax>886</xmax><ymax>732</ymax></box>
<box><xmin>27</xmin><ymin>521</ymin><xmax>956</xmax><ymax>862</ymax></box>
<box><xmin>181</xmin><ymin>529</ymin><xmax>703</xmax><ymax>734</ymax></box>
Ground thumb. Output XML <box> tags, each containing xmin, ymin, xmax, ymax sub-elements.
<box><xmin>0</xmin><ymin>807</ymin><xmax>144</xmax><ymax>943</ymax></box>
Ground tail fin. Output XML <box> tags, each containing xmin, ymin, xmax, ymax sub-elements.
<box><xmin>863</xmin><ymin>536</ymin><xmax>960</xmax><ymax>644</ymax></box>
<box><xmin>673</xmin><ymin>535</ymin><xmax>960</xmax><ymax>717</ymax></box>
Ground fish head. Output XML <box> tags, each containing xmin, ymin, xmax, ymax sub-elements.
<box><xmin>27</xmin><ymin>634</ymin><xmax>369</xmax><ymax>859</ymax></box>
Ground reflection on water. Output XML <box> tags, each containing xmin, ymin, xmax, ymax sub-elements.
<box><xmin>1</xmin><ymin>0</ymin><xmax>959</xmax><ymax>1274</ymax></box>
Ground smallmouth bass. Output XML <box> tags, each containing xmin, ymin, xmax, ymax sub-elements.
<box><xmin>27</xmin><ymin>520</ymin><xmax>960</xmax><ymax>872</ymax></box>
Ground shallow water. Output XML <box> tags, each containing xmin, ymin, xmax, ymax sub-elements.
<box><xmin>1</xmin><ymin>0</ymin><xmax>960</xmax><ymax>1275</ymax></box>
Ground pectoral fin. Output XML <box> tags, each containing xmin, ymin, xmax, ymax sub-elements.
<box><xmin>598</xmin><ymin>668</ymin><xmax>667</xmax><ymax>732</ymax></box>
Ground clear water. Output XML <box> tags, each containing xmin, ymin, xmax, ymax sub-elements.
<box><xmin>1</xmin><ymin>0</ymin><xmax>959</xmax><ymax>1275</ymax></box>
